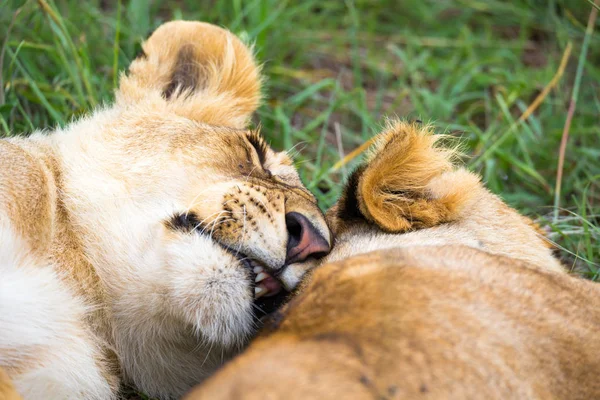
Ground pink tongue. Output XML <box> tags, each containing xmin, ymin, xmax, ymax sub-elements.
<box><xmin>261</xmin><ymin>275</ymin><xmax>282</xmax><ymax>297</ymax></box>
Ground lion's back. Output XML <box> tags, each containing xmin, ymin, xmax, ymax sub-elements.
<box><xmin>190</xmin><ymin>246</ymin><xmax>600</xmax><ymax>399</ymax></box>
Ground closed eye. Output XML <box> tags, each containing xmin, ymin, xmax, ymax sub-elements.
<box><xmin>246</xmin><ymin>131</ymin><xmax>269</xmax><ymax>166</ymax></box>
<box><xmin>165</xmin><ymin>212</ymin><xmax>206</xmax><ymax>233</ymax></box>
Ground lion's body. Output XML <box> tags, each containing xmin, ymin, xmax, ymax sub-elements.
<box><xmin>0</xmin><ymin>22</ymin><xmax>330</xmax><ymax>399</ymax></box>
<box><xmin>191</xmin><ymin>246</ymin><xmax>600</xmax><ymax>400</ymax></box>
<box><xmin>188</xmin><ymin>122</ymin><xmax>599</xmax><ymax>399</ymax></box>
<box><xmin>0</xmin><ymin>126</ymin><xmax>119</xmax><ymax>399</ymax></box>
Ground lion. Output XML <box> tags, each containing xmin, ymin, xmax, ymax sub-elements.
<box><xmin>0</xmin><ymin>21</ymin><xmax>331</xmax><ymax>400</ymax></box>
<box><xmin>187</xmin><ymin>122</ymin><xmax>600</xmax><ymax>399</ymax></box>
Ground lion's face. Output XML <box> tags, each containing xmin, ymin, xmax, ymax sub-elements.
<box><xmin>55</xmin><ymin>21</ymin><xmax>330</xmax><ymax>352</ymax></box>
<box><xmin>161</xmin><ymin>126</ymin><xmax>327</xmax><ymax>271</ymax></box>
<box><xmin>144</xmin><ymin>121</ymin><xmax>330</xmax><ymax>347</ymax></box>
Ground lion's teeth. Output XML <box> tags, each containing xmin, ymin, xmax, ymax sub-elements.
<box><xmin>255</xmin><ymin>284</ymin><xmax>268</xmax><ymax>299</ymax></box>
<box><xmin>255</xmin><ymin>272</ymin><xmax>268</xmax><ymax>283</ymax></box>
<box><xmin>253</xmin><ymin>266</ymin><xmax>264</xmax><ymax>274</ymax></box>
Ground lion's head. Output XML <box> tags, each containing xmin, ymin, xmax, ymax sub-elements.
<box><xmin>281</xmin><ymin>120</ymin><xmax>562</xmax><ymax>288</ymax></box>
<box><xmin>50</xmin><ymin>21</ymin><xmax>330</xmax><ymax>368</ymax></box>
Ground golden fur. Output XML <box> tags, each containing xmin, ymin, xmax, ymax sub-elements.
<box><xmin>188</xmin><ymin>122</ymin><xmax>599</xmax><ymax>399</ymax></box>
<box><xmin>0</xmin><ymin>368</ymin><xmax>20</xmax><ymax>400</ymax></box>
<box><xmin>0</xmin><ymin>21</ymin><xmax>330</xmax><ymax>399</ymax></box>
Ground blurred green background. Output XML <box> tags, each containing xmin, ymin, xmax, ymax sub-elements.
<box><xmin>1</xmin><ymin>0</ymin><xmax>598</xmax><ymax>278</ymax></box>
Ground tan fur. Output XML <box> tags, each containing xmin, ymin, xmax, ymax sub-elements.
<box><xmin>187</xmin><ymin>122</ymin><xmax>598</xmax><ymax>399</ymax></box>
<box><xmin>0</xmin><ymin>21</ymin><xmax>329</xmax><ymax>399</ymax></box>
<box><xmin>189</xmin><ymin>247</ymin><xmax>599</xmax><ymax>400</ymax></box>
<box><xmin>0</xmin><ymin>368</ymin><xmax>21</xmax><ymax>400</ymax></box>
<box><xmin>0</xmin><ymin>141</ymin><xmax>55</xmax><ymax>258</ymax></box>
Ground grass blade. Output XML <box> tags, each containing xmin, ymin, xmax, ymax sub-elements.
<box><xmin>553</xmin><ymin>1</ymin><xmax>598</xmax><ymax>221</ymax></box>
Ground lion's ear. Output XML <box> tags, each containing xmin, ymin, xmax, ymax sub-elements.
<box><xmin>117</xmin><ymin>21</ymin><xmax>261</xmax><ymax>128</ymax></box>
<box><xmin>349</xmin><ymin>121</ymin><xmax>480</xmax><ymax>232</ymax></box>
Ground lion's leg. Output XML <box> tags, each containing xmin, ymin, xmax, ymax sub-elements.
<box><xmin>0</xmin><ymin>224</ymin><xmax>117</xmax><ymax>400</ymax></box>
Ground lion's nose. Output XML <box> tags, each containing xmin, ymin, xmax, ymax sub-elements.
<box><xmin>285</xmin><ymin>212</ymin><xmax>331</xmax><ymax>265</ymax></box>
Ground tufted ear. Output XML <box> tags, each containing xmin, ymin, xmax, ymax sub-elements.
<box><xmin>336</xmin><ymin>121</ymin><xmax>481</xmax><ymax>233</ymax></box>
<box><xmin>117</xmin><ymin>21</ymin><xmax>261</xmax><ymax>128</ymax></box>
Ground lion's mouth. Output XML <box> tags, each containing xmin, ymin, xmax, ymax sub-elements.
<box><xmin>239</xmin><ymin>257</ymin><xmax>290</xmax><ymax>318</ymax></box>
<box><xmin>246</xmin><ymin>259</ymin><xmax>283</xmax><ymax>299</ymax></box>
<box><xmin>209</xmin><ymin>237</ymin><xmax>291</xmax><ymax>317</ymax></box>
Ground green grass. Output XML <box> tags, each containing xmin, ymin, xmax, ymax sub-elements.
<box><xmin>1</xmin><ymin>0</ymin><xmax>598</xmax><ymax>279</ymax></box>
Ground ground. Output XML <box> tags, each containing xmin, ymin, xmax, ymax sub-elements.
<box><xmin>1</xmin><ymin>2</ymin><xmax>598</xmax><ymax>273</ymax></box>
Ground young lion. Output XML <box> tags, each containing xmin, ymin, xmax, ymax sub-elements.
<box><xmin>0</xmin><ymin>21</ymin><xmax>331</xmax><ymax>399</ymax></box>
<box><xmin>187</xmin><ymin>121</ymin><xmax>600</xmax><ymax>399</ymax></box>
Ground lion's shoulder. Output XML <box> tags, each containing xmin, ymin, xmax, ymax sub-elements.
<box><xmin>0</xmin><ymin>139</ymin><xmax>58</xmax><ymax>256</ymax></box>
